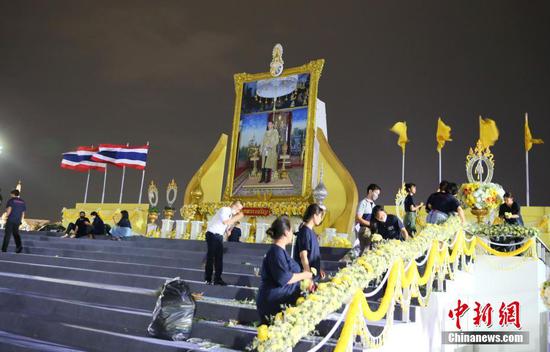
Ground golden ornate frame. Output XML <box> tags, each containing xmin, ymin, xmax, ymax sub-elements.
<box><xmin>223</xmin><ymin>59</ymin><xmax>325</xmax><ymax>203</ymax></box>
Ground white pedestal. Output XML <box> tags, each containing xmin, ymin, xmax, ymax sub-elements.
<box><xmin>146</xmin><ymin>223</ymin><xmax>158</xmax><ymax>235</ymax></box>
<box><xmin>190</xmin><ymin>221</ymin><xmax>203</xmax><ymax>240</ymax></box>
<box><xmin>160</xmin><ymin>219</ymin><xmax>174</xmax><ymax>239</ymax></box>
<box><xmin>256</xmin><ymin>223</ymin><xmax>269</xmax><ymax>243</ymax></box>
<box><xmin>240</xmin><ymin>222</ymin><xmax>251</xmax><ymax>242</ymax></box>
<box><xmin>175</xmin><ymin>220</ymin><xmax>188</xmax><ymax>239</ymax></box>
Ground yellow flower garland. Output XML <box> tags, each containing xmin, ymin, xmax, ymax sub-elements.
<box><xmin>255</xmin><ymin>216</ymin><xmax>538</xmax><ymax>352</ymax></box>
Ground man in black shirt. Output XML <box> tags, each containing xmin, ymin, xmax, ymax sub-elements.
<box><xmin>2</xmin><ymin>190</ymin><xmax>26</xmax><ymax>253</ymax></box>
<box><xmin>370</xmin><ymin>205</ymin><xmax>409</xmax><ymax>241</ymax></box>
<box><xmin>62</xmin><ymin>211</ymin><xmax>92</xmax><ymax>238</ymax></box>
<box><xmin>499</xmin><ymin>193</ymin><xmax>522</xmax><ymax>225</ymax></box>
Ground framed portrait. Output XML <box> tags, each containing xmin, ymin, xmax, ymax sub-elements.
<box><xmin>224</xmin><ymin>59</ymin><xmax>324</xmax><ymax>202</ymax></box>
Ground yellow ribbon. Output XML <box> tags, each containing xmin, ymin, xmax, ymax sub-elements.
<box><xmin>476</xmin><ymin>238</ymin><xmax>535</xmax><ymax>257</ymax></box>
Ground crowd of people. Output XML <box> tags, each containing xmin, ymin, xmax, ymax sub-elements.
<box><xmin>0</xmin><ymin>179</ymin><xmax>525</xmax><ymax>326</ymax></box>
<box><xmin>62</xmin><ymin>209</ymin><xmax>135</xmax><ymax>240</ymax></box>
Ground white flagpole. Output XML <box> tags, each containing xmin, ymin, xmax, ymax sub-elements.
<box><xmin>525</xmin><ymin>113</ymin><xmax>530</xmax><ymax>206</ymax></box>
<box><xmin>526</xmin><ymin>150</ymin><xmax>530</xmax><ymax>206</ymax></box>
<box><xmin>138</xmin><ymin>141</ymin><xmax>149</xmax><ymax>204</ymax></box>
<box><xmin>401</xmin><ymin>151</ymin><xmax>405</xmax><ymax>185</ymax></box>
<box><xmin>84</xmin><ymin>169</ymin><xmax>90</xmax><ymax>203</ymax></box>
<box><xmin>101</xmin><ymin>166</ymin><xmax>108</xmax><ymax>203</ymax></box>
<box><xmin>438</xmin><ymin>150</ymin><xmax>442</xmax><ymax>183</ymax></box>
<box><xmin>119</xmin><ymin>142</ymin><xmax>129</xmax><ymax>204</ymax></box>
<box><xmin>119</xmin><ymin>166</ymin><xmax>126</xmax><ymax>203</ymax></box>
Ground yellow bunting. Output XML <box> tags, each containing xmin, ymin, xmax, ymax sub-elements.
<box><xmin>525</xmin><ymin>116</ymin><xmax>544</xmax><ymax>152</ymax></box>
<box><xmin>477</xmin><ymin>238</ymin><xmax>535</xmax><ymax>257</ymax></box>
<box><xmin>390</xmin><ymin>121</ymin><xmax>409</xmax><ymax>153</ymax></box>
<box><xmin>479</xmin><ymin>116</ymin><xmax>499</xmax><ymax>149</ymax></box>
<box><xmin>436</xmin><ymin>117</ymin><xmax>452</xmax><ymax>152</ymax></box>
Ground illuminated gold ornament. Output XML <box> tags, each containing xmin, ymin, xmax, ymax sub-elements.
<box><xmin>466</xmin><ymin>140</ymin><xmax>495</xmax><ymax>183</ymax></box>
<box><xmin>166</xmin><ymin>179</ymin><xmax>178</xmax><ymax>208</ymax></box>
<box><xmin>148</xmin><ymin>181</ymin><xmax>159</xmax><ymax>207</ymax></box>
<box><xmin>270</xmin><ymin>43</ymin><xmax>284</xmax><ymax>77</ymax></box>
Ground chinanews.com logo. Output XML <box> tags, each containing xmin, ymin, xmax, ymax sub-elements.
<box><xmin>442</xmin><ymin>299</ymin><xmax>529</xmax><ymax>345</ymax></box>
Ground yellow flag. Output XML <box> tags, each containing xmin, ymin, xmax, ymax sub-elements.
<box><xmin>390</xmin><ymin>121</ymin><xmax>409</xmax><ymax>153</ymax></box>
<box><xmin>436</xmin><ymin>117</ymin><xmax>452</xmax><ymax>152</ymax></box>
<box><xmin>479</xmin><ymin>116</ymin><xmax>499</xmax><ymax>149</ymax></box>
<box><xmin>525</xmin><ymin>115</ymin><xmax>544</xmax><ymax>152</ymax></box>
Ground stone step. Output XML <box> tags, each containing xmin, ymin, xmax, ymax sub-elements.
<box><xmin>0</xmin><ymin>311</ymin><xmax>233</xmax><ymax>352</ymax></box>
<box><xmin>9</xmin><ymin>244</ymin><xmax>344</xmax><ymax>274</ymax></box>
<box><xmin>0</xmin><ymin>263</ymin><xmax>257</xmax><ymax>302</ymax></box>
<box><xmin>0</xmin><ymin>253</ymin><xmax>261</xmax><ymax>287</ymax></box>
<box><xmin>25</xmin><ymin>232</ymin><xmax>349</xmax><ymax>260</ymax></box>
<box><xmin>0</xmin><ymin>330</ymin><xmax>86</xmax><ymax>352</ymax></box>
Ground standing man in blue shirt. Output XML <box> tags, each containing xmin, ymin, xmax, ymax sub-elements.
<box><xmin>2</xmin><ymin>190</ymin><xmax>26</xmax><ymax>253</ymax></box>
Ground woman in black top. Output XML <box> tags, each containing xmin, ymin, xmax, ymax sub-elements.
<box><xmin>403</xmin><ymin>183</ymin><xmax>424</xmax><ymax>235</ymax></box>
<box><xmin>293</xmin><ymin>204</ymin><xmax>325</xmax><ymax>280</ymax></box>
<box><xmin>110</xmin><ymin>210</ymin><xmax>134</xmax><ymax>239</ymax></box>
<box><xmin>426</xmin><ymin>182</ymin><xmax>465</xmax><ymax>224</ymax></box>
<box><xmin>89</xmin><ymin>211</ymin><xmax>106</xmax><ymax>238</ymax></box>
<box><xmin>256</xmin><ymin>216</ymin><xmax>313</xmax><ymax>324</ymax></box>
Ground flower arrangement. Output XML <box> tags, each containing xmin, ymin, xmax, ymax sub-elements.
<box><xmin>458</xmin><ymin>182</ymin><xmax>505</xmax><ymax>210</ymax></box>
<box><xmin>327</xmin><ymin>236</ymin><xmax>352</xmax><ymax>248</ymax></box>
<box><xmin>469</xmin><ymin>223</ymin><xmax>539</xmax><ymax>239</ymax></box>
<box><xmin>541</xmin><ymin>281</ymin><xmax>550</xmax><ymax>309</ymax></box>
<box><xmin>252</xmin><ymin>217</ymin><xmax>463</xmax><ymax>352</ymax></box>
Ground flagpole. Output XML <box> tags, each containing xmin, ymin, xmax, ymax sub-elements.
<box><xmin>526</xmin><ymin>149</ymin><xmax>530</xmax><ymax>207</ymax></box>
<box><xmin>138</xmin><ymin>141</ymin><xmax>149</xmax><ymax>204</ymax></box>
<box><xmin>438</xmin><ymin>150</ymin><xmax>442</xmax><ymax>183</ymax></box>
<box><xmin>525</xmin><ymin>113</ymin><xmax>530</xmax><ymax>206</ymax></box>
<box><xmin>119</xmin><ymin>166</ymin><xmax>126</xmax><ymax>203</ymax></box>
<box><xmin>101</xmin><ymin>166</ymin><xmax>108</xmax><ymax>203</ymax></box>
<box><xmin>84</xmin><ymin>169</ymin><xmax>90</xmax><ymax>203</ymax></box>
<box><xmin>401</xmin><ymin>151</ymin><xmax>405</xmax><ymax>186</ymax></box>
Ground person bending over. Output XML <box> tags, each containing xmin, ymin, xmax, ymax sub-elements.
<box><xmin>204</xmin><ymin>201</ymin><xmax>244</xmax><ymax>285</ymax></box>
<box><xmin>256</xmin><ymin>216</ymin><xmax>313</xmax><ymax>324</ymax></box>
<box><xmin>499</xmin><ymin>192</ymin><xmax>523</xmax><ymax>225</ymax></box>
<box><xmin>370</xmin><ymin>205</ymin><xmax>409</xmax><ymax>241</ymax></box>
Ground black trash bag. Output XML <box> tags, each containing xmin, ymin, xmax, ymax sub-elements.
<box><xmin>147</xmin><ymin>277</ymin><xmax>195</xmax><ymax>341</ymax></box>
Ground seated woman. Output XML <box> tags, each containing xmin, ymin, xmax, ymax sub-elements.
<box><xmin>499</xmin><ymin>192</ymin><xmax>523</xmax><ymax>225</ymax></box>
<box><xmin>370</xmin><ymin>205</ymin><xmax>409</xmax><ymax>241</ymax></box>
<box><xmin>256</xmin><ymin>216</ymin><xmax>313</xmax><ymax>324</ymax></box>
<box><xmin>109</xmin><ymin>210</ymin><xmax>134</xmax><ymax>239</ymax></box>
<box><xmin>89</xmin><ymin>211</ymin><xmax>106</xmax><ymax>238</ymax></box>
<box><xmin>426</xmin><ymin>182</ymin><xmax>465</xmax><ymax>224</ymax></box>
<box><xmin>293</xmin><ymin>203</ymin><xmax>325</xmax><ymax>280</ymax></box>
<box><xmin>403</xmin><ymin>183</ymin><xmax>424</xmax><ymax>236</ymax></box>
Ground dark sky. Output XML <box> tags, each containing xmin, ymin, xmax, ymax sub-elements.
<box><xmin>1</xmin><ymin>1</ymin><xmax>549</xmax><ymax>221</ymax></box>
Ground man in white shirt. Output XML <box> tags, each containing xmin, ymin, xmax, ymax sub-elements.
<box><xmin>205</xmin><ymin>200</ymin><xmax>244</xmax><ymax>285</ymax></box>
<box><xmin>353</xmin><ymin>184</ymin><xmax>381</xmax><ymax>255</ymax></box>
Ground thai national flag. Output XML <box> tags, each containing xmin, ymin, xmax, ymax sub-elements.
<box><xmin>61</xmin><ymin>146</ymin><xmax>107</xmax><ymax>172</ymax></box>
<box><xmin>91</xmin><ymin>144</ymin><xmax>148</xmax><ymax>170</ymax></box>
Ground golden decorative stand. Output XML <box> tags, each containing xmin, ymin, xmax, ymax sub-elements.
<box><xmin>471</xmin><ymin>208</ymin><xmax>489</xmax><ymax>224</ymax></box>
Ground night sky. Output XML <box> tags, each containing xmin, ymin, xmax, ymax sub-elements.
<box><xmin>0</xmin><ymin>1</ymin><xmax>549</xmax><ymax>221</ymax></box>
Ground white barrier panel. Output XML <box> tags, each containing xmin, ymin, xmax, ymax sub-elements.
<box><xmin>240</xmin><ymin>222</ymin><xmax>251</xmax><ymax>242</ymax></box>
<box><xmin>175</xmin><ymin>220</ymin><xmax>188</xmax><ymax>239</ymax></box>
<box><xmin>190</xmin><ymin>221</ymin><xmax>203</xmax><ymax>240</ymax></box>
<box><xmin>256</xmin><ymin>223</ymin><xmax>269</xmax><ymax>243</ymax></box>
<box><xmin>160</xmin><ymin>219</ymin><xmax>174</xmax><ymax>239</ymax></box>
